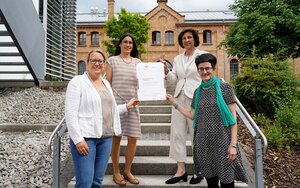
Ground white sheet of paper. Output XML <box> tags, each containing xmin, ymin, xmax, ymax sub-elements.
<box><xmin>136</xmin><ymin>63</ymin><xmax>166</xmax><ymax>101</ymax></box>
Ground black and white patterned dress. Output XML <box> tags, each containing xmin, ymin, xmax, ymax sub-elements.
<box><xmin>191</xmin><ymin>82</ymin><xmax>247</xmax><ymax>183</ymax></box>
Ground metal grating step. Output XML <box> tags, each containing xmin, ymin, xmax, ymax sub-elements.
<box><xmin>0</xmin><ymin>52</ymin><xmax>20</xmax><ymax>56</ymax></box>
<box><xmin>0</xmin><ymin>42</ymin><xmax>15</xmax><ymax>46</ymax></box>
<box><xmin>0</xmin><ymin>30</ymin><xmax>9</xmax><ymax>36</ymax></box>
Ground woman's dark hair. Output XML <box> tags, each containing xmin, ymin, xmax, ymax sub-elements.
<box><xmin>178</xmin><ymin>29</ymin><xmax>200</xmax><ymax>48</ymax></box>
<box><xmin>195</xmin><ymin>53</ymin><xmax>217</xmax><ymax>69</ymax></box>
<box><xmin>114</xmin><ymin>33</ymin><xmax>139</xmax><ymax>58</ymax></box>
<box><xmin>87</xmin><ymin>50</ymin><xmax>106</xmax><ymax>63</ymax></box>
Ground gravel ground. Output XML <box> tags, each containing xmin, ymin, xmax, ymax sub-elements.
<box><xmin>0</xmin><ymin>87</ymin><xmax>65</xmax><ymax>124</ymax></box>
<box><xmin>0</xmin><ymin>87</ymin><xmax>69</xmax><ymax>187</ymax></box>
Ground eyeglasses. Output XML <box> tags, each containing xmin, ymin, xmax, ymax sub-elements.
<box><xmin>198</xmin><ymin>67</ymin><xmax>212</xmax><ymax>72</ymax></box>
<box><xmin>90</xmin><ymin>59</ymin><xmax>105</xmax><ymax>64</ymax></box>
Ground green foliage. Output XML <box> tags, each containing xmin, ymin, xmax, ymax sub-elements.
<box><xmin>260</xmin><ymin>99</ymin><xmax>300</xmax><ymax>149</ymax></box>
<box><xmin>274</xmin><ymin>98</ymin><xmax>300</xmax><ymax>146</ymax></box>
<box><xmin>262</xmin><ymin>123</ymin><xmax>286</xmax><ymax>150</ymax></box>
<box><xmin>237</xmin><ymin>56</ymin><xmax>300</xmax><ymax>149</ymax></box>
<box><xmin>222</xmin><ymin>0</ymin><xmax>300</xmax><ymax>59</ymax></box>
<box><xmin>233</xmin><ymin>56</ymin><xmax>299</xmax><ymax>117</ymax></box>
<box><xmin>103</xmin><ymin>8</ymin><xmax>150</xmax><ymax>56</ymax></box>
<box><xmin>253</xmin><ymin>113</ymin><xmax>273</xmax><ymax>127</ymax></box>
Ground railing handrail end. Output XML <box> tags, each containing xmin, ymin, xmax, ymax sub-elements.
<box><xmin>47</xmin><ymin>116</ymin><xmax>66</xmax><ymax>155</ymax></box>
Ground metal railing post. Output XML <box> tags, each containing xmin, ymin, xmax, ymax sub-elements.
<box><xmin>48</xmin><ymin>117</ymin><xmax>67</xmax><ymax>188</ymax></box>
<box><xmin>52</xmin><ymin>133</ymin><xmax>61</xmax><ymax>188</ymax></box>
<box><xmin>255</xmin><ymin>138</ymin><xmax>264</xmax><ymax>188</ymax></box>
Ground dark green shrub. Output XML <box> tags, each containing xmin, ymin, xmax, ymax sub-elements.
<box><xmin>233</xmin><ymin>56</ymin><xmax>299</xmax><ymax>118</ymax></box>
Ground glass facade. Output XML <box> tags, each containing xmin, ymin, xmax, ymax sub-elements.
<box><xmin>43</xmin><ymin>0</ymin><xmax>77</xmax><ymax>81</ymax></box>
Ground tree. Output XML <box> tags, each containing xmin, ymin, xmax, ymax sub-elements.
<box><xmin>222</xmin><ymin>0</ymin><xmax>300</xmax><ymax>59</ymax></box>
<box><xmin>233</xmin><ymin>55</ymin><xmax>300</xmax><ymax>117</ymax></box>
<box><xmin>103</xmin><ymin>8</ymin><xmax>150</xmax><ymax>56</ymax></box>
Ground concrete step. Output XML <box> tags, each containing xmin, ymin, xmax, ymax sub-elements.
<box><xmin>140</xmin><ymin>114</ymin><xmax>171</xmax><ymax>123</ymax></box>
<box><xmin>68</xmin><ymin>175</ymin><xmax>248</xmax><ymax>188</ymax></box>
<box><xmin>120</xmin><ymin>140</ymin><xmax>192</xmax><ymax>156</ymax></box>
<box><xmin>141</xmin><ymin>123</ymin><xmax>170</xmax><ymax>133</ymax></box>
<box><xmin>105</xmin><ymin>156</ymin><xmax>194</xmax><ymax>175</ymax></box>
<box><xmin>140</xmin><ymin>132</ymin><xmax>171</xmax><ymax>140</ymax></box>
<box><xmin>139</xmin><ymin>105</ymin><xmax>172</xmax><ymax>114</ymax></box>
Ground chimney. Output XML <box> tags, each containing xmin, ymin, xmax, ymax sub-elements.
<box><xmin>107</xmin><ymin>0</ymin><xmax>115</xmax><ymax>19</ymax></box>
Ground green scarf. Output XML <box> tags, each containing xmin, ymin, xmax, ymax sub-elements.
<box><xmin>192</xmin><ymin>76</ymin><xmax>236</xmax><ymax>128</ymax></box>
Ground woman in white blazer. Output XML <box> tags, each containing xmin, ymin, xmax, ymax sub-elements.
<box><xmin>162</xmin><ymin>29</ymin><xmax>207</xmax><ymax>185</ymax></box>
<box><xmin>65</xmin><ymin>50</ymin><xmax>139</xmax><ymax>188</ymax></box>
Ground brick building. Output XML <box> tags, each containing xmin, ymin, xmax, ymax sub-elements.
<box><xmin>76</xmin><ymin>0</ymin><xmax>299</xmax><ymax>80</ymax></box>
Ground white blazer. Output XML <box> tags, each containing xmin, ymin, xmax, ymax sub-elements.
<box><xmin>166</xmin><ymin>49</ymin><xmax>208</xmax><ymax>99</ymax></box>
<box><xmin>65</xmin><ymin>72</ymin><xmax>127</xmax><ymax>144</ymax></box>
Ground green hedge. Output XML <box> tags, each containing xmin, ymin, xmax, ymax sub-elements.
<box><xmin>234</xmin><ymin>56</ymin><xmax>300</xmax><ymax>149</ymax></box>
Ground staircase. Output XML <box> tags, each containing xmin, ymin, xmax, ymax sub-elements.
<box><xmin>0</xmin><ymin>21</ymin><xmax>34</xmax><ymax>84</ymax></box>
<box><xmin>0</xmin><ymin>0</ymin><xmax>47</xmax><ymax>86</ymax></box>
<box><xmin>67</xmin><ymin>85</ymin><xmax>249</xmax><ymax>187</ymax></box>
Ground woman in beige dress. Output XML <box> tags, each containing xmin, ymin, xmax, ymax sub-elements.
<box><xmin>106</xmin><ymin>33</ymin><xmax>141</xmax><ymax>185</ymax></box>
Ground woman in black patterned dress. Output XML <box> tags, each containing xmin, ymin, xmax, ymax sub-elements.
<box><xmin>166</xmin><ymin>53</ymin><xmax>247</xmax><ymax>188</ymax></box>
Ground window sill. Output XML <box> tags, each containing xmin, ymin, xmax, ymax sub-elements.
<box><xmin>151</xmin><ymin>44</ymin><xmax>161</xmax><ymax>46</ymax></box>
<box><xmin>202</xmin><ymin>43</ymin><xmax>213</xmax><ymax>46</ymax></box>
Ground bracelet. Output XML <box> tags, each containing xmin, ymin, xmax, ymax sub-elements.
<box><xmin>231</xmin><ymin>145</ymin><xmax>237</xmax><ymax>148</ymax></box>
<box><xmin>173</xmin><ymin>102</ymin><xmax>179</xmax><ymax>109</ymax></box>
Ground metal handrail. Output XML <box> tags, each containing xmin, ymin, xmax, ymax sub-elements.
<box><xmin>221</xmin><ymin>78</ymin><xmax>268</xmax><ymax>153</ymax></box>
<box><xmin>47</xmin><ymin>116</ymin><xmax>65</xmax><ymax>154</ymax></box>
<box><xmin>47</xmin><ymin>116</ymin><xmax>67</xmax><ymax>188</ymax></box>
<box><xmin>235</xmin><ymin>97</ymin><xmax>268</xmax><ymax>153</ymax></box>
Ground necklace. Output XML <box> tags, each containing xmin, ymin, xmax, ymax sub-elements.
<box><xmin>120</xmin><ymin>55</ymin><xmax>132</xmax><ymax>64</ymax></box>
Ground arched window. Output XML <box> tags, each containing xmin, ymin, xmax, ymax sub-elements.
<box><xmin>152</xmin><ymin>31</ymin><xmax>161</xmax><ymax>45</ymax></box>
<box><xmin>78</xmin><ymin>61</ymin><xmax>86</xmax><ymax>75</ymax></box>
<box><xmin>91</xmin><ymin>32</ymin><xmax>99</xmax><ymax>46</ymax></box>
<box><xmin>230</xmin><ymin>59</ymin><xmax>239</xmax><ymax>80</ymax></box>
<box><xmin>165</xmin><ymin>31</ymin><xmax>174</xmax><ymax>45</ymax></box>
<box><xmin>203</xmin><ymin>30</ymin><xmax>212</xmax><ymax>44</ymax></box>
<box><xmin>78</xmin><ymin>32</ymin><xmax>86</xmax><ymax>46</ymax></box>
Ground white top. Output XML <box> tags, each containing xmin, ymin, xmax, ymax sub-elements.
<box><xmin>166</xmin><ymin>49</ymin><xmax>208</xmax><ymax>99</ymax></box>
<box><xmin>65</xmin><ymin>72</ymin><xmax>127</xmax><ymax>144</ymax></box>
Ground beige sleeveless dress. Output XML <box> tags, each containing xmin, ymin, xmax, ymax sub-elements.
<box><xmin>107</xmin><ymin>56</ymin><xmax>141</xmax><ymax>137</ymax></box>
